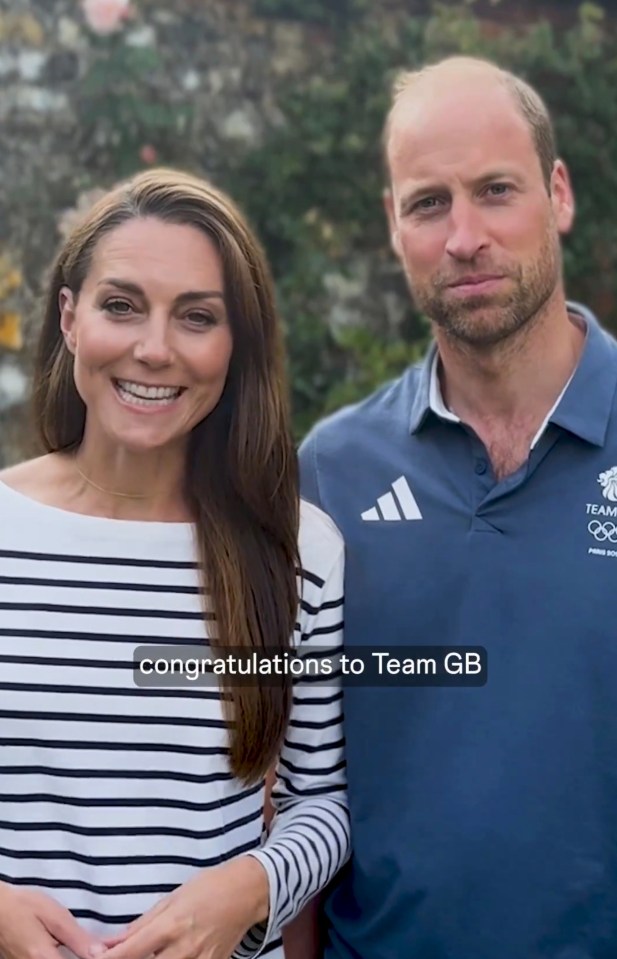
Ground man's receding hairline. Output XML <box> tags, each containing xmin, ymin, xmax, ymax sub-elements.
<box><xmin>382</xmin><ymin>56</ymin><xmax>556</xmax><ymax>190</ymax></box>
<box><xmin>386</xmin><ymin>59</ymin><xmax>535</xmax><ymax>142</ymax></box>
<box><xmin>392</xmin><ymin>55</ymin><xmax>502</xmax><ymax>97</ymax></box>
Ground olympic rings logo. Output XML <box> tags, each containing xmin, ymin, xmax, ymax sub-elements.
<box><xmin>588</xmin><ymin>520</ymin><xmax>617</xmax><ymax>543</ymax></box>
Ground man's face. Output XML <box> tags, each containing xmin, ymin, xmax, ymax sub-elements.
<box><xmin>384</xmin><ymin>77</ymin><xmax>574</xmax><ymax>347</ymax></box>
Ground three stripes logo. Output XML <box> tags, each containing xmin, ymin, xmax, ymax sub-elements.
<box><xmin>361</xmin><ymin>476</ymin><xmax>422</xmax><ymax>522</ymax></box>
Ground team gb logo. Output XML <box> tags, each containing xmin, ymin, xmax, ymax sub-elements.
<box><xmin>598</xmin><ymin>467</ymin><xmax>617</xmax><ymax>502</ymax></box>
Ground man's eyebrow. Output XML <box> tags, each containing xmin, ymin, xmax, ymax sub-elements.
<box><xmin>96</xmin><ymin>279</ymin><xmax>226</xmax><ymax>305</ymax></box>
<box><xmin>472</xmin><ymin>169</ymin><xmax>523</xmax><ymax>187</ymax></box>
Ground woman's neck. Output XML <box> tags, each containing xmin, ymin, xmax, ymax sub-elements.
<box><xmin>68</xmin><ymin>437</ymin><xmax>191</xmax><ymax>521</ymax></box>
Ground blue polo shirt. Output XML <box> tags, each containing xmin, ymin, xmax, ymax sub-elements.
<box><xmin>299</xmin><ymin>304</ymin><xmax>617</xmax><ymax>959</ymax></box>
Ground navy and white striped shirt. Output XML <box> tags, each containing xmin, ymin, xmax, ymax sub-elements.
<box><xmin>0</xmin><ymin>482</ymin><xmax>349</xmax><ymax>957</ymax></box>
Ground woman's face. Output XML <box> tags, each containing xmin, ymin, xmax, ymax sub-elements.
<box><xmin>60</xmin><ymin>216</ymin><xmax>234</xmax><ymax>455</ymax></box>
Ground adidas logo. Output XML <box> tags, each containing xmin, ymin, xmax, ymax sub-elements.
<box><xmin>361</xmin><ymin>476</ymin><xmax>422</xmax><ymax>522</ymax></box>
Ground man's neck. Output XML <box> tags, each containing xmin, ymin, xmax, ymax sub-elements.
<box><xmin>437</xmin><ymin>297</ymin><xmax>584</xmax><ymax>424</ymax></box>
<box><xmin>435</xmin><ymin>295</ymin><xmax>586</xmax><ymax>478</ymax></box>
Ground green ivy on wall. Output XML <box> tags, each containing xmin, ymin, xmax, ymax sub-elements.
<box><xmin>75</xmin><ymin>35</ymin><xmax>193</xmax><ymax>178</ymax></box>
<box><xmin>251</xmin><ymin>0</ymin><xmax>369</xmax><ymax>28</ymax></box>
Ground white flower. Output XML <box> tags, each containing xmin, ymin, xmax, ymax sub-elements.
<box><xmin>0</xmin><ymin>359</ymin><xmax>28</xmax><ymax>412</ymax></box>
<box><xmin>57</xmin><ymin>187</ymin><xmax>107</xmax><ymax>240</ymax></box>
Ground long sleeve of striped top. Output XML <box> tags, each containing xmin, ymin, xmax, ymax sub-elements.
<box><xmin>235</xmin><ymin>502</ymin><xmax>350</xmax><ymax>957</ymax></box>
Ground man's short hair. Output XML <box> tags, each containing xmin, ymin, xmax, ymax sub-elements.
<box><xmin>382</xmin><ymin>56</ymin><xmax>557</xmax><ymax>190</ymax></box>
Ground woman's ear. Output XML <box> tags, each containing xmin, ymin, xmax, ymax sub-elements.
<box><xmin>59</xmin><ymin>287</ymin><xmax>77</xmax><ymax>354</ymax></box>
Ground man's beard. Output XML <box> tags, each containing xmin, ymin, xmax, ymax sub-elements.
<box><xmin>411</xmin><ymin>228</ymin><xmax>561</xmax><ymax>349</ymax></box>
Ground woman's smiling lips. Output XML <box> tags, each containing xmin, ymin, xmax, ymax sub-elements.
<box><xmin>112</xmin><ymin>377</ymin><xmax>186</xmax><ymax>412</ymax></box>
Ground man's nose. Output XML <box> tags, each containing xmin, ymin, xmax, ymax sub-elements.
<box><xmin>444</xmin><ymin>199</ymin><xmax>489</xmax><ymax>261</ymax></box>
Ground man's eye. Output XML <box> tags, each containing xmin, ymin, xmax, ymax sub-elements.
<box><xmin>104</xmin><ymin>299</ymin><xmax>133</xmax><ymax>315</ymax></box>
<box><xmin>487</xmin><ymin>183</ymin><xmax>510</xmax><ymax>197</ymax></box>
<box><xmin>416</xmin><ymin>197</ymin><xmax>440</xmax><ymax>210</ymax></box>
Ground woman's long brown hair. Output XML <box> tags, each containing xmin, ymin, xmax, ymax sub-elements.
<box><xmin>33</xmin><ymin>168</ymin><xmax>299</xmax><ymax>784</ymax></box>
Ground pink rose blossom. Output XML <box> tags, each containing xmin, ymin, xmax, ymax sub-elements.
<box><xmin>139</xmin><ymin>144</ymin><xmax>158</xmax><ymax>165</ymax></box>
<box><xmin>82</xmin><ymin>0</ymin><xmax>132</xmax><ymax>36</ymax></box>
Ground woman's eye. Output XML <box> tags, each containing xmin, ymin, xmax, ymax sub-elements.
<box><xmin>104</xmin><ymin>299</ymin><xmax>133</xmax><ymax>316</ymax></box>
<box><xmin>186</xmin><ymin>311</ymin><xmax>216</xmax><ymax>327</ymax></box>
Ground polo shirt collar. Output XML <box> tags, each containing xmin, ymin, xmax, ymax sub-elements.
<box><xmin>409</xmin><ymin>302</ymin><xmax>617</xmax><ymax>448</ymax></box>
<box><xmin>549</xmin><ymin>302</ymin><xmax>617</xmax><ymax>447</ymax></box>
<box><xmin>408</xmin><ymin>341</ymin><xmax>436</xmax><ymax>433</ymax></box>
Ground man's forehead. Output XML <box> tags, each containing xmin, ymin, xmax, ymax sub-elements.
<box><xmin>387</xmin><ymin>79</ymin><xmax>533</xmax><ymax>174</ymax></box>
<box><xmin>391</xmin><ymin>60</ymin><xmax>506</xmax><ymax>116</ymax></box>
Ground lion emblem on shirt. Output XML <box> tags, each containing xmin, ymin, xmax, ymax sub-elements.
<box><xmin>598</xmin><ymin>467</ymin><xmax>617</xmax><ymax>502</ymax></box>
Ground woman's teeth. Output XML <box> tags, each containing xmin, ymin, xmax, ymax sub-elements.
<box><xmin>115</xmin><ymin>380</ymin><xmax>182</xmax><ymax>406</ymax></box>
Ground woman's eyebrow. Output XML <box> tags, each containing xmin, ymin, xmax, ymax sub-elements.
<box><xmin>96</xmin><ymin>279</ymin><xmax>226</xmax><ymax>306</ymax></box>
<box><xmin>173</xmin><ymin>290</ymin><xmax>226</xmax><ymax>306</ymax></box>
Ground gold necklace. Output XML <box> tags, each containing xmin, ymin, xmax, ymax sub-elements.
<box><xmin>74</xmin><ymin>462</ymin><xmax>151</xmax><ymax>500</ymax></box>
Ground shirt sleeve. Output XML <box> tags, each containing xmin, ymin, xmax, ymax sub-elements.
<box><xmin>233</xmin><ymin>538</ymin><xmax>349</xmax><ymax>957</ymax></box>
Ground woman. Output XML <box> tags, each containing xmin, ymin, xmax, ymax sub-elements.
<box><xmin>0</xmin><ymin>169</ymin><xmax>348</xmax><ymax>959</ymax></box>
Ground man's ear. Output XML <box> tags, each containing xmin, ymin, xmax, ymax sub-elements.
<box><xmin>383</xmin><ymin>188</ymin><xmax>402</xmax><ymax>258</ymax></box>
<box><xmin>59</xmin><ymin>287</ymin><xmax>77</xmax><ymax>354</ymax></box>
<box><xmin>550</xmin><ymin>158</ymin><xmax>575</xmax><ymax>235</ymax></box>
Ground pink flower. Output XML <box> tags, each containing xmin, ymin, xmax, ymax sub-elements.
<box><xmin>139</xmin><ymin>144</ymin><xmax>158</xmax><ymax>166</ymax></box>
<box><xmin>82</xmin><ymin>0</ymin><xmax>132</xmax><ymax>36</ymax></box>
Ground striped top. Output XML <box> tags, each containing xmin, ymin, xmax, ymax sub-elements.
<box><xmin>0</xmin><ymin>481</ymin><xmax>349</xmax><ymax>957</ymax></box>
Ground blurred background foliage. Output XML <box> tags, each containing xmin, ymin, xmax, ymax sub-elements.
<box><xmin>226</xmin><ymin>0</ymin><xmax>617</xmax><ymax>437</ymax></box>
<box><xmin>1</xmin><ymin>0</ymin><xmax>616</xmax><ymax>447</ymax></box>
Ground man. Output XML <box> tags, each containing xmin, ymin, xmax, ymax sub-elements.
<box><xmin>298</xmin><ymin>55</ymin><xmax>617</xmax><ymax>958</ymax></box>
